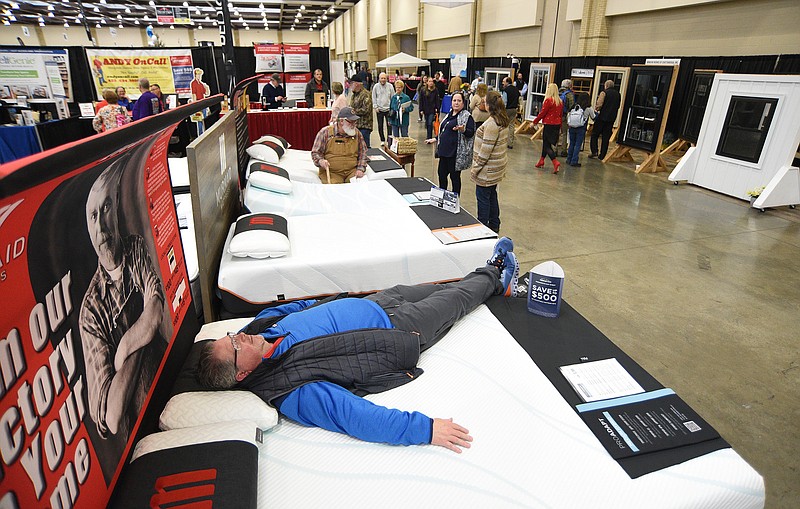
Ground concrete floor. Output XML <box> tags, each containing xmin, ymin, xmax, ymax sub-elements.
<box><xmin>371</xmin><ymin>117</ymin><xmax>799</xmax><ymax>508</ymax></box>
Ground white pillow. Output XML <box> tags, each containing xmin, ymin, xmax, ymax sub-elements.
<box><xmin>253</xmin><ymin>134</ymin><xmax>291</xmax><ymax>149</ymax></box>
<box><xmin>246</xmin><ymin>143</ymin><xmax>280</xmax><ymax>164</ymax></box>
<box><xmin>133</xmin><ymin>419</ymin><xmax>263</xmax><ymax>461</ymax></box>
<box><xmin>159</xmin><ymin>391</ymin><xmax>279</xmax><ymax>431</ymax></box>
<box><xmin>249</xmin><ymin>163</ymin><xmax>293</xmax><ymax>194</ymax></box>
<box><xmin>228</xmin><ymin>213</ymin><xmax>290</xmax><ymax>259</ymax></box>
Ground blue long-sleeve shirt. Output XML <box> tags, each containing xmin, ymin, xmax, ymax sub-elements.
<box><xmin>245</xmin><ymin>298</ymin><xmax>433</xmax><ymax>446</ymax></box>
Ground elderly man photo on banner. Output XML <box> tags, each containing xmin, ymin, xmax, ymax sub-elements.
<box><xmin>25</xmin><ymin>148</ymin><xmax>175</xmax><ymax>481</ymax></box>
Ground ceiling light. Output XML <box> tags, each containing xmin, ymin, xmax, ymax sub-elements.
<box><xmin>290</xmin><ymin>26</ymin><xmax>294</xmax><ymax>30</ymax></box>
<box><xmin>149</xmin><ymin>0</ymin><xmax>154</xmax><ymax>5</ymax></box>
<box><xmin>205</xmin><ymin>15</ymin><xmax>209</xmax><ymax>20</ymax></box>
<box><xmin>233</xmin><ymin>9</ymin><xmax>239</xmax><ymax>16</ymax></box>
<box><xmin>134</xmin><ymin>19</ymin><xmax>139</xmax><ymax>24</ymax></box>
<box><xmin>118</xmin><ymin>23</ymin><xmax>122</xmax><ymax>28</ymax></box>
<box><xmin>63</xmin><ymin>21</ymin><xmax>69</xmax><ymax>27</ymax></box>
<box><xmin>37</xmin><ymin>16</ymin><xmax>44</xmax><ymax>22</ymax></box>
<box><xmin>100</xmin><ymin>0</ymin><xmax>106</xmax><ymax>4</ymax></box>
<box><xmin>182</xmin><ymin>1</ymin><xmax>188</xmax><ymax>6</ymax></box>
<box><xmin>125</xmin><ymin>7</ymin><xmax>130</xmax><ymax>13</ymax></box>
<box><xmin>238</xmin><ymin>16</ymin><xmax>243</xmax><ymax>22</ymax></box>
<box><xmin>245</xmin><ymin>25</ymin><xmax>249</xmax><ymax>30</ymax></box>
<box><xmin>212</xmin><ymin>20</ymin><xmax>217</xmax><ymax>26</ymax></box>
<box><xmin>3</xmin><ymin>20</ymin><xmax>10</xmax><ymax>25</ymax></box>
<box><xmin>261</xmin><ymin>11</ymin><xmax>265</xmax><ymax>16</ymax></box>
<box><xmin>47</xmin><ymin>4</ymin><xmax>54</xmax><ymax>10</ymax></box>
<box><xmin>197</xmin><ymin>24</ymin><xmax>202</xmax><ymax>29</ymax></box>
<box><xmin>300</xmin><ymin>4</ymin><xmax>305</xmax><ymax>10</ymax></box>
<box><xmin>93</xmin><ymin>6</ymin><xmax>99</xmax><ymax>12</ymax></box>
<box><xmin>95</xmin><ymin>23</ymin><xmax>100</xmax><ymax>28</ymax></box>
<box><xmin>10</xmin><ymin>2</ymin><xmax>19</xmax><ymax>9</ymax></box>
<box><xmin>170</xmin><ymin>24</ymin><xmax>174</xmax><ymax>29</ymax></box>
<box><xmin>9</xmin><ymin>14</ymin><xmax>16</xmax><ymax>21</ymax></box>
<box><xmin>329</xmin><ymin>6</ymin><xmax>334</xmax><ymax>13</ymax></box>
<box><xmin>143</xmin><ymin>14</ymin><xmax>149</xmax><ymax>20</ymax></box>
<box><xmin>117</xmin><ymin>14</ymin><xmax>121</xmax><ymax>19</ymax></box>
<box><xmin>195</xmin><ymin>8</ymin><xmax>200</xmax><ymax>15</ymax></box>
<box><xmin>295</xmin><ymin>12</ymin><xmax>300</xmax><ymax>17</ymax></box>
<box><xmin>258</xmin><ymin>2</ymin><xmax>263</xmax><ymax>7</ymax></box>
<box><xmin>243</xmin><ymin>21</ymin><xmax>247</xmax><ymax>25</ymax></box>
<box><xmin>39</xmin><ymin>21</ymin><xmax>45</xmax><ymax>26</ymax></box>
<box><xmin>322</xmin><ymin>14</ymin><xmax>326</xmax><ymax>20</ymax></box>
<box><xmin>101</xmin><ymin>18</ymin><xmax>106</xmax><ymax>23</ymax></box>
<box><xmin>48</xmin><ymin>12</ymin><xmax>54</xmax><ymax>17</ymax></box>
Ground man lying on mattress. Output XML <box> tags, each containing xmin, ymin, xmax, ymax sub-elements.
<box><xmin>197</xmin><ymin>238</ymin><xmax>520</xmax><ymax>453</ymax></box>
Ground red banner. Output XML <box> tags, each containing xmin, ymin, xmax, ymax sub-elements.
<box><xmin>0</xmin><ymin>97</ymin><xmax>218</xmax><ymax>507</ymax></box>
<box><xmin>282</xmin><ymin>44</ymin><xmax>310</xmax><ymax>73</ymax></box>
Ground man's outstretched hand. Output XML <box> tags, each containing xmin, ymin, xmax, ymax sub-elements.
<box><xmin>431</xmin><ymin>418</ymin><xmax>472</xmax><ymax>453</ymax></box>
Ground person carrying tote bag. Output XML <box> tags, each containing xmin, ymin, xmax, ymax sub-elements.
<box><xmin>435</xmin><ymin>91</ymin><xmax>475</xmax><ymax>196</ymax></box>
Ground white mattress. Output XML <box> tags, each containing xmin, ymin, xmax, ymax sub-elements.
<box><xmin>248</xmin><ymin>148</ymin><xmax>407</xmax><ymax>185</ymax></box>
<box><xmin>173</xmin><ymin>193</ymin><xmax>198</xmax><ymax>282</ymax></box>
<box><xmin>244</xmin><ymin>178</ymin><xmax>413</xmax><ymax>216</ymax></box>
<box><xmin>255</xmin><ymin>305</ymin><xmax>765</xmax><ymax>508</ymax></box>
<box><xmin>218</xmin><ymin>208</ymin><xmax>496</xmax><ymax>305</ymax></box>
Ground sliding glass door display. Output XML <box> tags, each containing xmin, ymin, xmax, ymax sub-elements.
<box><xmin>591</xmin><ymin>66</ymin><xmax>629</xmax><ymax>128</ymax></box>
<box><xmin>716</xmin><ymin>96</ymin><xmax>778</xmax><ymax>164</ymax></box>
<box><xmin>680</xmin><ymin>70</ymin><xmax>721</xmax><ymax>144</ymax></box>
<box><xmin>524</xmin><ymin>63</ymin><xmax>555</xmax><ymax>121</ymax></box>
<box><xmin>618</xmin><ymin>66</ymin><xmax>677</xmax><ymax>153</ymax></box>
<box><xmin>484</xmin><ymin>67</ymin><xmax>512</xmax><ymax>92</ymax></box>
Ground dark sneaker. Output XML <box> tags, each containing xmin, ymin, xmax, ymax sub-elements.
<box><xmin>487</xmin><ymin>237</ymin><xmax>514</xmax><ymax>270</ymax></box>
<box><xmin>500</xmin><ymin>251</ymin><xmax>519</xmax><ymax>297</ymax></box>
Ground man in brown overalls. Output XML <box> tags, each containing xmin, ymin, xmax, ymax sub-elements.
<box><xmin>310</xmin><ymin>106</ymin><xmax>368</xmax><ymax>184</ymax></box>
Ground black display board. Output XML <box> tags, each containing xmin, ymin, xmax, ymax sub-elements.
<box><xmin>679</xmin><ymin>69</ymin><xmax>721</xmax><ymax>144</ymax></box>
<box><xmin>617</xmin><ymin>65</ymin><xmax>676</xmax><ymax>152</ymax></box>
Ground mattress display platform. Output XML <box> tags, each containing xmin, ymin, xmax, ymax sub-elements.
<box><xmin>217</xmin><ymin>207</ymin><xmax>497</xmax><ymax>314</ymax></box>
<box><xmin>252</xmin><ymin>304</ymin><xmax>764</xmax><ymax>508</ymax></box>
<box><xmin>244</xmin><ymin>178</ymin><xmax>418</xmax><ymax>216</ymax></box>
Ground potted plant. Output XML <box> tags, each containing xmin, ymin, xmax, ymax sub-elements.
<box><xmin>746</xmin><ymin>186</ymin><xmax>765</xmax><ymax>205</ymax></box>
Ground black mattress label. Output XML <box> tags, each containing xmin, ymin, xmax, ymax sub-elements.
<box><xmin>233</xmin><ymin>213</ymin><xmax>289</xmax><ymax>237</ymax></box>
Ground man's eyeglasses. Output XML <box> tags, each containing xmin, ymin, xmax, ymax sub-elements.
<box><xmin>227</xmin><ymin>332</ymin><xmax>241</xmax><ymax>370</ymax></box>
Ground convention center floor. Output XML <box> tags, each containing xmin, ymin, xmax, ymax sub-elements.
<box><xmin>369</xmin><ymin>116</ymin><xmax>799</xmax><ymax>508</ymax></box>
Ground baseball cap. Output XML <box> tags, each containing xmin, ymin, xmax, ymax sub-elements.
<box><xmin>349</xmin><ymin>74</ymin><xmax>363</xmax><ymax>83</ymax></box>
<box><xmin>271</xmin><ymin>73</ymin><xmax>281</xmax><ymax>81</ymax></box>
<box><xmin>337</xmin><ymin>106</ymin><xmax>359</xmax><ymax>121</ymax></box>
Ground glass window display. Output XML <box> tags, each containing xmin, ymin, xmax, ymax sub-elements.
<box><xmin>618</xmin><ymin>66</ymin><xmax>676</xmax><ymax>153</ymax></box>
<box><xmin>716</xmin><ymin>96</ymin><xmax>778</xmax><ymax>164</ymax></box>
<box><xmin>680</xmin><ymin>70</ymin><xmax>720</xmax><ymax>144</ymax></box>
<box><xmin>525</xmin><ymin>63</ymin><xmax>555</xmax><ymax>121</ymax></box>
<box><xmin>591</xmin><ymin>67</ymin><xmax>629</xmax><ymax>128</ymax></box>
<box><xmin>484</xmin><ymin>67</ymin><xmax>512</xmax><ymax>91</ymax></box>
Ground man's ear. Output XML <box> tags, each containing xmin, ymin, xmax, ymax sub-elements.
<box><xmin>235</xmin><ymin>370</ymin><xmax>252</xmax><ymax>382</ymax></box>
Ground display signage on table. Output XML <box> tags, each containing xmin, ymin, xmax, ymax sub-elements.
<box><xmin>85</xmin><ymin>49</ymin><xmax>195</xmax><ymax>100</ymax></box>
<box><xmin>284</xmin><ymin>73</ymin><xmax>311</xmax><ymax>101</ymax></box>
<box><xmin>0</xmin><ymin>48</ymin><xmax>73</xmax><ymax>102</ymax></box>
<box><xmin>429</xmin><ymin>185</ymin><xmax>460</xmax><ymax>214</ymax></box>
<box><xmin>646</xmin><ymin>58</ymin><xmax>681</xmax><ymax>66</ymax></box>
<box><xmin>254</xmin><ymin>43</ymin><xmax>283</xmax><ymax>73</ymax></box>
<box><xmin>283</xmin><ymin>44</ymin><xmax>311</xmax><ymax>73</ymax></box>
<box><xmin>571</xmin><ymin>68</ymin><xmax>594</xmax><ymax>78</ymax></box>
<box><xmin>0</xmin><ymin>96</ymin><xmax>218</xmax><ymax>509</ymax></box>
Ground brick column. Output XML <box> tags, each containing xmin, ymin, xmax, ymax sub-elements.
<box><xmin>578</xmin><ymin>0</ymin><xmax>609</xmax><ymax>56</ymax></box>
<box><xmin>468</xmin><ymin>0</ymin><xmax>484</xmax><ymax>58</ymax></box>
<box><xmin>417</xmin><ymin>1</ymin><xmax>427</xmax><ymax>58</ymax></box>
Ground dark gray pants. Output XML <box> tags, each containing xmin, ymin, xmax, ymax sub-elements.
<box><xmin>366</xmin><ymin>267</ymin><xmax>501</xmax><ymax>352</ymax></box>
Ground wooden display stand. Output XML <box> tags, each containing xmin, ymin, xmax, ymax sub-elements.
<box><xmin>659</xmin><ymin>138</ymin><xmax>692</xmax><ymax>158</ymax></box>
<box><xmin>515</xmin><ymin>120</ymin><xmax>536</xmax><ymax>135</ymax></box>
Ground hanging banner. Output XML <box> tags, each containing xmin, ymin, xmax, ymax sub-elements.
<box><xmin>0</xmin><ymin>96</ymin><xmax>218</xmax><ymax>509</ymax></box>
<box><xmin>0</xmin><ymin>48</ymin><xmax>73</xmax><ymax>102</ymax></box>
<box><xmin>450</xmin><ymin>54</ymin><xmax>467</xmax><ymax>79</ymax></box>
<box><xmin>283</xmin><ymin>44</ymin><xmax>311</xmax><ymax>73</ymax></box>
<box><xmin>85</xmin><ymin>49</ymin><xmax>195</xmax><ymax>100</ymax></box>
<box><xmin>156</xmin><ymin>6</ymin><xmax>191</xmax><ymax>24</ymax></box>
<box><xmin>254</xmin><ymin>43</ymin><xmax>283</xmax><ymax>73</ymax></box>
<box><xmin>284</xmin><ymin>73</ymin><xmax>311</xmax><ymax>101</ymax></box>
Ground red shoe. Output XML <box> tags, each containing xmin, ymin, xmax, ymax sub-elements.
<box><xmin>535</xmin><ymin>157</ymin><xmax>545</xmax><ymax>168</ymax></box>
<box><xmin>552</xmin><ymin>160</ymin><xmax>561</xmax><ymax>174</ymax></box>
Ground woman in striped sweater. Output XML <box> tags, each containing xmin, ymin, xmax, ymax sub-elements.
<box><xmin>470</xmin><ymin>90</ymin><xmax>510</xmax><ymax>233</ymax></box>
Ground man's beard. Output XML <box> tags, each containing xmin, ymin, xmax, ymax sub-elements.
<box><xmin>342</xmin><ymin>124</ymin><xmax>357</xmax><ymax>136</ymax></box>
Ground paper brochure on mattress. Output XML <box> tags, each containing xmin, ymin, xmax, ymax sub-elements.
<box><xmin>560</xmin><ymin>358</ymin><xmax>644</xmax><ymax>403</ymax></box>
<box><xmin>576</xmin><ymin>388</ymin><xmax>721</xmax><ymax>459</ymax></box>
<box><xmin>368</xmin><ymin>154</ymin><xmax>387</xmax><ymax>161</ymax></box>
<box><xmin>432</xmin><ymin>223</ymin><xmax>496</xmax><ymax>244</ymax></box>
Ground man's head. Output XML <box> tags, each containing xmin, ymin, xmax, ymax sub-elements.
<box><xmin>502</xmin><ymin>77</ymin><xmax>511</xmax><ymax>89</ymax></box>
<box><xmin>517</xmin><ymin>72</ymin><xmax>523</xmax><ymax>81</ymax></box>
<box><xmin>138</xmin><ymin>77</ymin><xmax>150</xmax><ymax>93</ymax></box>
<box><xmin>605</xmin><ymin>79</ymin><xmax>615</xmax><ymax>90</ymax></box>
<box><xmin>197</xmin><ymin>331</ymin><xmax>269</xmax><ymax>389</ymax></box>
<box><xmin>86</xmin><ymin>165</ymin><xmax>123</xmax><ymax>272</ymax></box>
<box><xmin>313</xmin><ymin>69</ymin><xmax>323</xmax><ymax>83</ymax></box>
<box><xmin>271</xmin><ymin>73</ymin><xmax>281</xmax><ymax>86</ymax></box>
<box><xmin>379</xmin><ymin>72</ymin><xmax>387</xmax><ymax>85</ymax></box>
<box><xmin>561</xmin><ymin>79</ymin><xmax>572</xmax><ymax>90</ymax></box>
<box><xmin>150</xmin><ymin>83</ymin><xmax>162</xmax><ymax>97</ymax></box>
<box><xmin>336</xmin><ymin>106</ymin><xmax>359</xmax><ymax>136</ymax></box>
<box><xmin>115</xmin><ymin>86</ymin><xmax>127</xmax><ymax>99</ymax></box>
<box><xmin>349</xmin><ymin>73</ymin><xmax>363</xmax><ymax>92</ymax></box>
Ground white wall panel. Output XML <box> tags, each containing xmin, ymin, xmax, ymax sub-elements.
<box><xmin>606</xmin><ymin>0</ymin><xmax>730</xmax><ymax>16</ymax></box>
<box><xmin>370</xmin><ymin>0</ymin><xmax>388</xmax><ymax>39</ymax></box>
<box><xmin>423</xmin><ymin>4</ymin><xmax>471</xmax><ymax>41</ymax></box>
<box><xmin>607</xmin><ymin>0</ymin><xmax>800</xmax><ymax>56</ymax></box>
<box><xmin>343</xmin><ymin>9</ymin><xmax>353</xmax><ymax>53</ymax></box>
<box><xmin>335</xmin><ymin>16</ymin><xmax>344</xmax><ymax>55</ymax></box>
<box><xmin>566</xmin><ymin>0</ymin><xmax>584</xmax><ymax>21</ymax></box>
<box><xmin>483</xmin><ymin>27</ymin><xmax>540</xmax><ymax>57</ymax></box>
<box><xmin>40</xmin><ymin>26</ymin><xmax>94</xmax><ymax>46</ymax></box>
<box><xmin>480</xmin><ymin>0</ymin><xmax>542</xmax><ymax>33</ymax></box>
<box><xmin>354</xmin><ymin>0</ymin><xmax>368</xmax><ymax>51</ymax></box>
<box><xmin>391</xmin><ymin>0</ymin><xmax>418</xmax><ymax>34</ymax></box>
<box><xmin>424</xmin><ymin>36</ymin><xmax>470</xmax><ymax>59</ymax></box>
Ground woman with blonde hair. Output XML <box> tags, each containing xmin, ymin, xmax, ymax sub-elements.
<box><xmin>532</xmin><ymin>82</ymin><xmax>563</xmax><ymax>174</ymax></box>
<box><xmin>329</xmin><ymin>81</ymin><xmax>348</xmax><ymax>123</ymax></box>
<box><xmin>470</xmin><ymin>90</ymin><xmax>509</xmax><ymax>233</ymax></box>
<box><xmin>470</xmin><ymin>83</ymin><xmax>490</xmax><ymax>129</ymax></box>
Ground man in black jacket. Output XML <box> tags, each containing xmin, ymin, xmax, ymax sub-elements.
<box><xmin>261</xmin><ymin>73</ymin><xmax>286</xmax><ymax>110</ymax></box>
<box><xmin>590</xmin><ymin>80</ymin><xmax>621</xmax><ymax>160</ymax></box>
<box><xmin>303</xmin><ymin>69</ymin><xmax>330</xmax><ymax>108</ymax></box>
<box><xmin>502</xmin><ymin>77</ymin><xmax>520</xmax><ymax>149</ymax></box>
